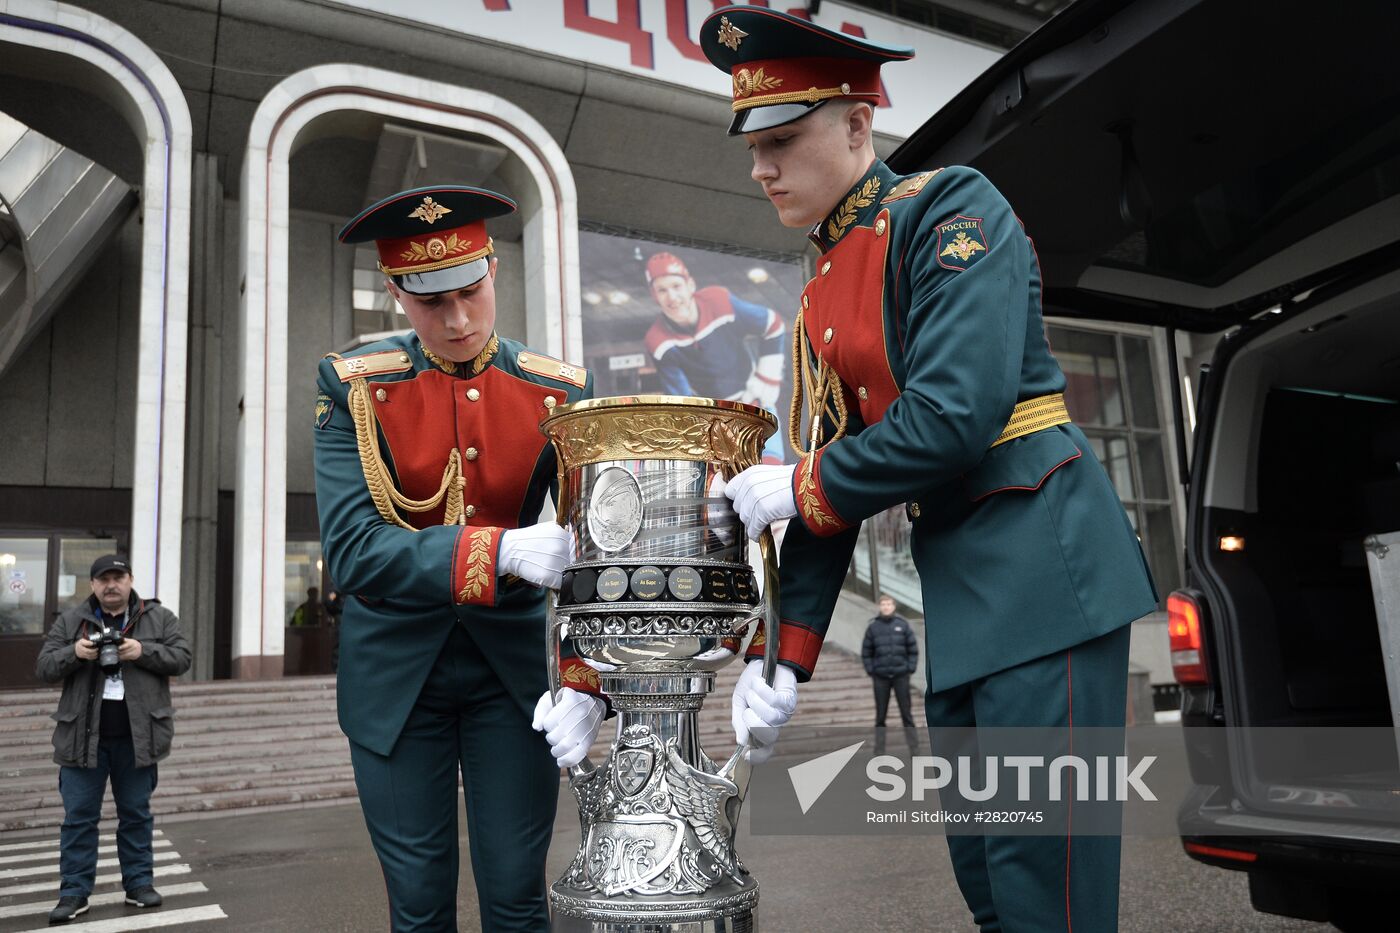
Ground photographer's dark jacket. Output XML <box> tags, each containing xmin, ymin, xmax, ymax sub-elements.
<box><xmin>862</xmin><ymin>613</ymin><xmax>920</xmax><ymax>678</ymax></box>
<box><xmin>35</xmin><ymin>593</ymin><xmax>191</xmax><ymax>768</ymax></box>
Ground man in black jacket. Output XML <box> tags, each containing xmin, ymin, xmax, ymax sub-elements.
<box><xmin>862</xmin><ymin>594</ymin><xmax>920</xmax><ymax>751</ymax></box>
<box><xmin>35</xmin><ymin>555</ymin><xmax>191</xmax><ymax>924</ymax></box>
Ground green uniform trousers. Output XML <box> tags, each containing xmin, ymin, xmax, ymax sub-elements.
<box><xmin>926</xmin><ymin>623</ymin><xmax>1131</xmax><ymax>933</ymax></box>
<box><xmin>348</xmin><ymin>623</ymin><xmax>558</xmax><ymax>933</ymax></box>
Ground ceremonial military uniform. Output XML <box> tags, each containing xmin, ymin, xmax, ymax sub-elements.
<box><xmin>314</xmin><ymin>187</ymin><xmax>601</xmax><ymax>932</ymax></box>
<box><xmin>703</xmin><ymin>9</ymin><xmax>1157</xmax><ymax>931</ymax></box>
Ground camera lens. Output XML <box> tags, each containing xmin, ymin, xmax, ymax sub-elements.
<box><xmin>99</xmin><ymin>642</ymin><xmax>121</xmax><ymax>674</ymax></box>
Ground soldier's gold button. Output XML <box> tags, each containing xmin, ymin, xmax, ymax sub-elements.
<box><xmin>399</xmin><ymin>354</ymin><xmax>410</xmax><ymax>363</ymax></box>
<box><xmin>520</xmin><ymin>354</ymin><xmax>530</xmax><ymax>365</ymax></box>
<box><xmin>802</xmin><ymin>294</ymin><xmax>809</xmax><ymax>310</ymax></box>
<box><xmin>466</xmin><ymin>388</ymin><xmax>480</xmax><ymax>401</ymax></box>
<box><xmin>823</xmin><ymin>327</ymin><xmax>833</xmax><ymax>344</ymax></box>
<box><xmin>465</xmin><ymin>447</ymin><xmax>479</xmax><ymax>461</ymax></box>
<box><xmin>821</xmin><ymin>261</ymin><xmax>832</xmax><ymax>276</ymax></box>
<box><xmin>910</xmin><ymin>502</ymin><xmax>922</xmax><ymax>518</ymax></box>
<box><xmin>840</xmin><ymin>82</ymin><xmax>851</xmax><ymax>95</ymax></box>
<box><xmin>374</xmin><ymin>388</ymin><xmax>387</xmax><ymax>402</ymax></box>
<box><xmin>464</xmin><ymin>504</ymin><xmax>477</xmax><ymax>519</ymax></box>
<box><xmin>544</xmin><ymin>396</ymin><xmax>557</xmax><ymax>409</ymax></box>
<box><xmin>875</xmin><ymin>218</ymin><xmax>887</xmax><ymax>236</ymax></box>
<box><xmin>858</xmin><ymin>386</ymin><xmax>868</xmax><ymax>400</ymax></box>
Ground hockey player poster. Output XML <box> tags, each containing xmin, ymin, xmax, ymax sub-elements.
<box><xmin>577</xmin><ymin>229</ymin><xmax>804</xmax><ymax>463</ymax></box>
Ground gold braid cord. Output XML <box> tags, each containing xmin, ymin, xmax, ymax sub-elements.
<box><xmin>787</xmin><ymin>308</ymin><xmax>849</xmax><ymax>455</ymax></box>
<box><xmin>347</xmin><ymin>377</ymin><xmax>465</xmax><ymax>529</ymax></box>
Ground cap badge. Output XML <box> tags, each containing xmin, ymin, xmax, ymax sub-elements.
<box><xmin>409</xmin><ymin>196</ymin><xmax>453</xmax><ymax>225</ymax></box>
<box><xmin>733</xmin><ymin>67</ymin><xmax>783</xmax><ymax>100</ymax></box>
<box><xmin>400</xmin><ymin>232</ymin><xmax>472</xmax><ymax>264</ymax></box>
<box><xmin>717</xmin><ymin>16</ymin><xmax>747</xmax><ymax>51</ymax></box>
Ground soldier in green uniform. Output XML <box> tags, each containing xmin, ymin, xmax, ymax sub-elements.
<box><xmin>702</xmin><ymin>9</ymin><xmax>1157</xmax><ymax>932</ymax></box>
<box><xmin>314</xmin><ymin>186</ymin><xmax>607</xmax><ymax>932</ymax></box>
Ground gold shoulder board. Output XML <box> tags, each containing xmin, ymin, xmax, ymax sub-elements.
<box><xmin>517</xmin><ymin>351</ymin><xmax>587</xmax><ymax>388</ymax></box>
<box><xmin>332</xmin><ymin>349</ymin><xmax>414</xmax><ymax>382</ymax></box>
<box><xmin>882</xmin><ymin>169</ymin><xmax>943</xmax><ymax>204</ymax></box>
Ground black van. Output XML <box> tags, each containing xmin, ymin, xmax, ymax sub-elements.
<box><xmin>888</xmin><ymin>0</ymin><xmax>1400</xmax><ymax>929</ymax></box>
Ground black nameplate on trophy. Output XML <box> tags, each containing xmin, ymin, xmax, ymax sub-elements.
<box><xmin>559</xmin><ymin>564</ymin><xmax>760</xmax><ymax>606</ymax></box>
<box><xmin>596</xmin><ymin>567</ymin><xmax>630</xmax><ymax>602</ymax></box>
<box><xmin>667</xmin><ymin>566</ymin><xmax>703</xmax><ymax>601</ymax></box>
<box><xmin>630</xmin><ymin>566</ymin><xmax>666</xmax><ymax>600</ymax></box>
<box><xmin>571</xmin><ymin>568</ymin><xmax>598</xmax><ymax>604</ymax></box>
<box><xmin>705</xmin><ymin>568</ymin><xmax>731</xmax><ymax>603</ymax></box>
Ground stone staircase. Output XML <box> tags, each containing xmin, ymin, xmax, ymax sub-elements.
<box><xmin>0</xmin><ymin>647</ymin><xmax>909</xmax><ymax>835</ymax></box>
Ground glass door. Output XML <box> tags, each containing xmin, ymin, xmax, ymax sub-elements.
<box><xmin>0</xmin><ymin>535</ymin><xmax>118</xmax><ymax>688</ymax></box>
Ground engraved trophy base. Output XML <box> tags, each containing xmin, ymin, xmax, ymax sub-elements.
<box><xmin>550</xmin><ymin>879</ymin><xmax>757</xmax><ymax>933</ymax></box>
<box><xmin>549</xmin><ymin>673</ymin><xmax>761</xmax><ymax>933</ymax></box>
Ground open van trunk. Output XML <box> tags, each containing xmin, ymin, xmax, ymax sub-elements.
<box><xmin>1193</xmin><ymin>277</ymin><xmax>1400</xmax><ymax>812</ymax></box>
<box><xmin>887</xmin><ymin>0</ymin><xmax>1400</xmax><ymax>837</ymax></box>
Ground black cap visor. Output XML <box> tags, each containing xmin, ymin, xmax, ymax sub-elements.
<box><xmin>391</xmin><ymin>256</ymin><xmax>490</xmax><ymax>296</ymax></box>
<box><xmin>729</xmin><ymin>99</ymin><xmax>831</xmax><ymax>136</ymax></box>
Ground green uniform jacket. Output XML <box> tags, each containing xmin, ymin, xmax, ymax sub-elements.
<box><xmin>313</xmin><ymin>333</ymin><xmax>598</xmax><ymax>756</ymax></box>
<box><xmin>747</xmin><ymin>160</ymin><xmax>1158</xmax><ymax>692</ymax></box>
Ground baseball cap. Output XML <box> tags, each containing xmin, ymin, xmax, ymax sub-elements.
<box><xmin>90</xmin><ymin>555</ymin><xmax>132</xmax><ymax>579</ymax></box>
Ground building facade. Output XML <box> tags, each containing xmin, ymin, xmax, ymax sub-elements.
<box><xmin>0</xmin><ymin>0</ymin><xmax>1196</xmax><ymax>689</ymax></box>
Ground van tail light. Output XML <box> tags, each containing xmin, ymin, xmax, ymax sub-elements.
<box><xmin>1184</xmin><ymin>841</ymin><xmax>1257</xmax><ymax>863</ymax></box>
<box><xmin>1168</xmin><ymin>590</ymin><xmax>1210</xmax><ymax>685</ymax></box>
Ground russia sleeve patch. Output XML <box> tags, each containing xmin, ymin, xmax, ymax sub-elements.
<box><xmin>314</xmin><ymin>393</ymin><xmax>334</xmax><ymax>430</ymax></box>
<box><xmin>935</xmin><ymin>214</ymin><xmax>988</xmax><ymax>272</ymax></box>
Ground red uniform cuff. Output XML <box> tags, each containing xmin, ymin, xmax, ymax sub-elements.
<box><xmin>743</xmin><ymin>619</ymin><xmax>825</xmax><ymax>681</ymax></box>
<box><xmin>452</xmin><ymin>525</ymin><xmax>503</xmax><ymax>606</ymax></box>
<box><xmin>793</xmin><ymin>450</ymin><xmax>850</xmax><ymax>537</ymax></box>
<box><xmin>558</xmin><ymin>657</ymin><xmax>603</xmax><ymax>697</ymax></box>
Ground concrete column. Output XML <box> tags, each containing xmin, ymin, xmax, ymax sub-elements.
<box><xmin>180</xmin><ymin>153</ymin><xmax>223</xmax><ymax>681</ymax></box>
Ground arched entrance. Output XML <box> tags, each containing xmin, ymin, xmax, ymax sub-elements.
<box><xmin>234</xmin><ymin>64</ymin><xmax>582</xmax><ymax>677</ymax></box>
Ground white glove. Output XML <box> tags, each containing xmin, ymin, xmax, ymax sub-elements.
<box><xmin>498</xmin><ymin>522</ymin><xmax>571</xmax><ymax>589</ymax></box>
<box><xmin>731</xmin><ymin>659</ymin><xmax>799</xmax><ymax>763</ymax></box>
<box><xmin>533</xmin><ymin>688</ymin><xmax>606</xmax><ymax>768</ymax></box>
<box><xmin>724</xmin><ymin>464</ymin><xmax>797</xmax><ymax>540</ymax></box>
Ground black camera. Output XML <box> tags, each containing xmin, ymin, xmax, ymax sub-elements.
<box><xmin>92</xmin><ymin>625</ymin><xmax>124</xmax><ymax>675</ymax></box>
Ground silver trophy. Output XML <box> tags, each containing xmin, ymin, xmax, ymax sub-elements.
<box><xmin>541</xmin><ymin>396</ymin><xmax>781</xmax><ymax>933</ymax></box>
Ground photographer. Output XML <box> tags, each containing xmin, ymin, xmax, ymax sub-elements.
<box><xmin>34</xmin><ymin>555</ymin><xmax>191</xmax><ymax>924</ymax></box>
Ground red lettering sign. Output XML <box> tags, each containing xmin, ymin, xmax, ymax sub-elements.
<box><xmin>665</xmin><ymin>0</ymin><xmax>707</xmax><ymax>62</ymax></box>
<box><xmin>563</xmin><ymin>0</ymin><xmax>654</xmax><ymax>69</ymax></box>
